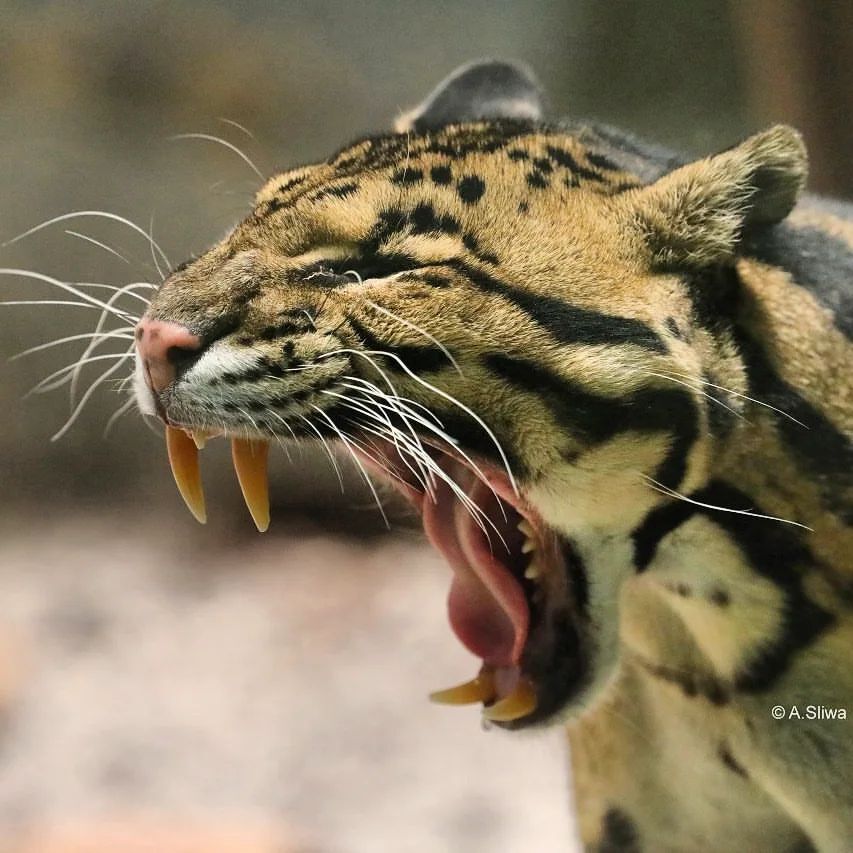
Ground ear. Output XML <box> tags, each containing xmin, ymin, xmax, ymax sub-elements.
<box><xmin>630</xmin><ymin>125</ymin><xmax>808</xmax><ymax>268</ymax></box>
<box><xmin>395</xmin><ymin>59</ymin><xmax>543</xmax><ymax>133</ymax></box>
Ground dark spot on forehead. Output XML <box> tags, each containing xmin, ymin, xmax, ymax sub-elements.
<box><xmin>527</xmin><ymin>171</ymin><xmax>549</xmax><ymax>189</ymax></box>
<box><xmin>410</xmin><ymin>202</ymin><xmax>461</xmax><ymax>236</ymax></box>
<box><xmin>507</xmin><ymin>148</ymin><xmax>529</xmax><ymax>161</ymax></box>
<box><xmin>532</xmin><ymin>157</ymin><xmax>553</xmax><ymax>173</ymax></box>
<box><xmin>391</xmin><ymin>166</ymin><xmax>423</xmax><ymax>185</ymax></box>
<box><xmin>457</xmin><ymin>174</ymin><xmax>485</xmax><ymax>204</ymax></box>
<box><xmin>430</xmin><ymin>164</ymin><xmax>452</xmax><ymax>185</ymax></box>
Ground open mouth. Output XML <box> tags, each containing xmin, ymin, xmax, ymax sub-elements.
<box><xmin>162</xmin><ymin>425</ymin><xmax>589</xmax><ymax>730</ymax></box>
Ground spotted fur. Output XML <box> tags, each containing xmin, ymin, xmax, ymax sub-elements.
<box><xmin>138</xmin><ymin>61</ymin><xmax>852</xmax><ymax>851</ymax></box>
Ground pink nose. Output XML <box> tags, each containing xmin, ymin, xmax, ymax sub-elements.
<box><xmin>135</xmin><ymin>318</ymin><xmax>202</xmax><ymax>393</ymax></box>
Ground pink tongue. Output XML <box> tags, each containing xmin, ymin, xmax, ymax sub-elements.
<box><xmin>421</xmin><ymin>463</ymin><xmax>529</xmax><ymax>668</ymax></box>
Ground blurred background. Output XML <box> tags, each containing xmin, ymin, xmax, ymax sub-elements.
<box><xmin>0</xmin><ymin>1</ymin><xmax>850</xmax><ymax>850</ymax></box>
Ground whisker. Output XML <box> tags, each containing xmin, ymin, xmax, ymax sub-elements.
<box><xmin>311</xmin><ymin>405</ymin><xmax>390</xmax><ymax>528</ymax></box>
<box><xmin>323</xmin><ymin>392</ymin><xmax>434</xmax><ymax>497</ymax></box>
<box><xmin>642</xmin><ymin>475</ymin><xmax>813</xmax><ymax>531</ymax></box>
<box><xmin>217</xmin><ymin>117</ymin><xmax>256</xmax><ymax>140</ymax></box>
<box><xmin>52</xmin><ymin>353</ymin><xmax>135</xmax><ymax>441</ymax></box>
<box><xmin>296</xmin><ymin>414</ymin><xmax>345</xmax><ymax>490</ymax></box>
<box><xmin>643</xmin><ymin>371</ymin><xmax>747</xmax><ymax>423</ymax></box>
<box><xmin>65</xmin><ymin>230</ymin><xmax>131</xmax><ymax>265</ymax></box>
<box><xmin>147</xmin><ymin>214</ymin><xmax>166</xmax><ymax>282</ymax></box>
<box><xmin>0</xmin><ymin>269</ymin><xmax>140</xmax><ymax>323</ymax></box>
<box><xmin>69</xmin><ymin>284</ymin><xmax>149</xmax><ymax>406</ymax></box>
<box><xmin>169</xmin><ymin>133</ymin><xmax>264</xmax><ymax>180</ymax></box>
<box><xmin>3</xmin><ymin>210</ymin><xmax>171</xmax><ymax>269</ymax></box>
<box><xmin>10</xmin><ymin>330</ymin><xmax>134</xmax><ymax>361</ymax></box>
<box><xmin>103</xmin><ymin>396</ymin><xmax>137</xmax><ymax>438</ymax></box>
<box><xmin>327</xmin><ymin>390</ymin><xmax>505</xmax><ymax>548</ymax></box>
<box><xmin>664</xmin><ymin>370</ymin><xmax>809</xmax><ymax>429</ymax></box>
<box><xmin>0</xmin><ymin>299</ymin><xmax>134</xmax><ymax>314</ymax></box>
<box><xmin>28</xmin><ymin>352</ymin><xmax>132</xmax><ymax>396</ymax></box>
<box><xmin>322</xmin><ymin>347</ymin><xmax>518</xmax><ymax>497</ymax></box>
<box><xmin>365</xmin><ymin>300</ymin><xmax>462</xmax><ymax>374</ymax></box>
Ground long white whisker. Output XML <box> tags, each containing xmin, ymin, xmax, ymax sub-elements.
<box><xmin>328</xmin><ymin>392</ymin><xmax>505</xmax><ymax>548</ymax></box>
<box><xmin>643</xmin><ymin>371</ymin><xmax>747</xmax><ymax>423</ymax></box>
<box><xmin>217</xmin><ymin>117</ymin><xmax>256</xmax><ymax>140</ymax></box>
<box><xmin>311</xmin><ymin>405</ymin><xmax>389</xmax><ymax>528</ymax></box>
<box><xmin>169</xmin><ymin>133</ymin><xmax>264</xmax><ymax>180</ymax></box>
<box><xmin>65</xmin><ymin>230</ymin><xmax>131</xmax><ymax>265</ymax></box>
<box><xmin>642</xmin><ymin>475</ymin><xmax>813</xmax><ymax>531</ymax></box>
<box><xmin>324</xmin><ymin>348</ymin><xmax>517</xmax><ymax>496</ymax></box>
<box><xmin>0</xmin><ymin>299</ymin><xmax>131</xmax><ymax>313</ymax></box>
<box><xmin>52</xmin><ymin>354</ymin><xmax>134</xmax><ymax>441</ymax></box>
<box><xmin>0</xmin><ymin>269</ymin><xmax>139</xmax><ymax>323</ymax></box>
<box><xmin>365</xmin><ymin>300</ymin><xmax>462</xmax><ymax>374</ymax></box>
<box><xmin>103</xmin><ymin>396</ymin><xmax>137</xmax><ymax>437</ymax></box>
<box><xmin>324</xmin><ymin>392</ymin><xmax>434</xmax><ymax>497</ymax></box>
<box><xmin>70</xmin><ymin>284</ymin><xmax>149</xmax><ymax>406</ymax></box>
<box><xmin>365</xmin><ymin>348</ymin><xmax>518</xmax><ymax>495</ymax></box>
<box><xmin>664</xmin><ymin>370</ymin><xmax>809</xmax><ymax>429</ymax></box>
<box><xmin>296</xmin><ymin>414</ymin><xmax>344</xmax><ymax>491</ymax></box>
<box><xmin>27</xmin><ymin>352</ymin><xmax>134</xmax><ymax>395</ymax></box>
<box><xmin>3</xmin><ymin>211</ymin><xmax>171</xmax><ymax>268</ymax></box>
<box><xmin>341</xmin><ymin>375</ymin><xmax>445</xmax><ymax>428</ymax></box>
<box><xmin>147</xmin><ymin>215</ymin><xmax>166</xmax><ymax>282</ymax></box>
<box><xmin>10</xmin><ymin>330</ymin><xmax>134</xmax><ymax>361</ymax></box>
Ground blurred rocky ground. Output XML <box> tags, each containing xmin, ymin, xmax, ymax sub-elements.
<box><xmin>0</xmin><ymin>516</ymin><xmax>574</xmax><ymax>852</ymax></box>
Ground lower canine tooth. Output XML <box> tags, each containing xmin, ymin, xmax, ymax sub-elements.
<box><xmin>166</xmin><ymin>426</ymin><xmax>207</xmax><ymax>524</ymax></box>
<box><xmin>482</xmin><ymin>677</ymin><xmax>537</xmax><ymax>722</ymax></box>
<box><xmin>429</xmin><ymin>669</ymin><xmax>496</xmax><ymax>705</ymax></box>
<box><xmin>231</xmin><ymin>438</ymin><xmax>271</xmax><ymax>532</ymax></box>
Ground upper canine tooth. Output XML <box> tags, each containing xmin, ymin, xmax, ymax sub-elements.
<box><xmin>231</xmin><ymin>438</ymin><xmax>271</xmax><ymax>532</ymax></box>
<box><xmin>481</xmin><ymin>677</ymin><xmax>537</xmax><ymax>722</ymax></box>
<box><xmin>166</xmin><ymin>425</ymin><xmax>207</xmax><ymax>524</ymax></box>
<box><xmin>429</xmin><ymin>669</ymin><xmax>496</xmax><ymax>705</ymax></box>
<box><xmin>517</xmin><ymin>519</ymin><xmax>534</xmax><ymax>537</ymax></box>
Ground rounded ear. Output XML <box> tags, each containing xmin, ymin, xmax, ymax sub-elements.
<box><xmin>630</xmin><ymin>125</ymin><xmax>808</xmax><ymax>268</ymax></box>
<box><xmin>395</xmin><ymin>59</ymin><xmax>543</xmax><ymax>133</ymax></box>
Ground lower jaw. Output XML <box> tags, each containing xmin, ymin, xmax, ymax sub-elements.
<box><xmin>356</xmin><ymin>442</ymin><xmax>590</xmax><ymax>729</ymax></box>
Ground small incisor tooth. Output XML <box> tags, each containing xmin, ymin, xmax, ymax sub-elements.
<box><xmin>517</xmin><ymin>519</ymin><xmax>534</xmax><ymax>537</ymax></box>
<box><xmin>231</xmin><ymin>437</ymin><xmax>270</xmax><ymax>532</ymax></box>
<box><xmin>524</xmin><ymin>561</ymin><xmax>541</xmax><ymax>580</ymax></box>
<box><xmin>482</xmin><ymin>677</ymin><xmax>537</xmax><ymax>722</ymax></box>
<box><xmin>190</xmin><ymin>429</ymin><xmax>209</xmax><ymax>450</ymax></box>
<box><xmin>521</xmin><ymin>539</ymin><xmax>536</xmax><ymax>554</ymax></box>
<box><xmin>429</xmin><ymin>669</ymin><xmax>496</xmax><ymax>705</ymax></box>
<box><xmin>166</xmin><ymin>425</ymin><xmax>207</xmax><ymax>524</ymax></box>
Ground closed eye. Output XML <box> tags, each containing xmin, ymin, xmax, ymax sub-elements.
<box><xmin>300</xmin><ymin>253</ymin><xmax>428</xmax><ymax>286</ymax></box>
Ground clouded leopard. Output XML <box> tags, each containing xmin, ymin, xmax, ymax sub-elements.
<box><xmin>131</xmin><ymin>61</ymin><xmax>852</xmax><ymax>851</ymax></box>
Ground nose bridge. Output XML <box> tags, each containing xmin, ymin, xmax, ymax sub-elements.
<box><xmin>135</xmin><ymin>317</ymin><xmax>202</xmax><ymax>393</ymax></box>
